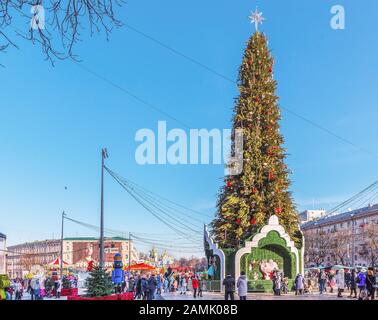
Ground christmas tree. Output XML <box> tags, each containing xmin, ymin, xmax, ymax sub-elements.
<box><xmin>211</xmin><ymin>27</ymin><xmax>301</xmax><ymax>250</ymax></box>
<box><xmin>85</xmin><ymin>266</ymin><xmax>114</xmax><ymax>297</ymax></box>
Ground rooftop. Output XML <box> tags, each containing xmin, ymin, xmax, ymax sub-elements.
<box><xmin>301</xmin><ymin>203</ymin><xmax>378</xmax><ymax>230</ymax></box>
<box><xmin>64</xmin><ymin>237</ymin><xmax>128</xmax><ymax>241</ymax></box>
<box><xmin>7</xmin><ymin>236</ymin><xmax>129</xmax><ymax>248</ymax></box>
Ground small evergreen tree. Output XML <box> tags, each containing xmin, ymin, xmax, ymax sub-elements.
<box><xmin>62</xmin><ymin>276</ymin><xmax>71</xmax><ymax>289</ymax></box>
<box><xmin>85</xmin><ymin>266</ymin><xmax>114</xmax><ymax>297</ymax></box>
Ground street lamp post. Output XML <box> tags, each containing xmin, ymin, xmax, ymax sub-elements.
<box><xmin>100</xmin><ymin>148</ymin><xmax>108</xmax><ymax>270</ymax></box>
<box><xmin>351</xmin><ymin>213</ymin><xmax>355</xmax><ymax>267</ymax></box>
<box><xmin>60</xmin><ymin>211</ymin><xmax>66</xmax><ymax>279</ymax></box>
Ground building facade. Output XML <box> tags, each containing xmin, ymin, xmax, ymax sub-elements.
<box><xmin>0</xmin><ymin>233</ymin><xmax>6</xmax><ymax>274</ymax></box>
<box><xmin>299</xmin><ymin>210</ymin><xmax>326</xmax><ymax>224</ymax></box>
<box><xmin>302</xmin><ymin>204</ymin><xmax>378</xmax><ymax>267</ymax></box>
<box><xmin>7</xmin><ymin>237</ymin><xmax>139</xmax><ymax>278</ymax></box>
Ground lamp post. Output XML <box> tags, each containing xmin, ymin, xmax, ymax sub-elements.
<box><xmin>100</xmin><ymin>148</ymin><xmax>108</xmax><ymax>270</ymax></box>
<box><xmin>60</xmin><ymin>211</ymin><xmax>66</xmax><ymax>279</ymax></box>
<box><xmin>351</xmin><ymin>213</ymin><xmax>355</xmax><ymax>267</ymax></box>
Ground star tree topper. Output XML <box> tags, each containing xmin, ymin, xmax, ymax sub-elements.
<box><xmin>249</xmin><ymin>8</ymin><xmax>265</xmax><ymax>32</ymax></box>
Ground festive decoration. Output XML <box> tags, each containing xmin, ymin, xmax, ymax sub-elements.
<box><xmin>275</xmin><ymin>207</ymin><xmax>282</xmax><ymax>214</ymax></box>
<box><xmin>85</xmin><ymin>266</ymin><xmax>114</xmax><ymax>297</ymax></box>
<box><xmin>249</xmin><ymin>8</ymin><xmax>265</xmax><ymax>32</ymax></box>
<box><xmin>87</xmin><ymin>260</ymin><xmax>94</xmax><ymax>272</ymax></box>
<box><xmin>111</xmin><ymin>253</ymin><xmax>125</xmax><ymax>293</ymax></box>
<box><xmin>211</xmin><ymin>22</ymin><xmax>301</xmax><ymax>249</ymax></box>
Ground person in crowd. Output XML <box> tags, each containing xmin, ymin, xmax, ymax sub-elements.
<box><xmin>282</xmin><ymin>277</ymin><xmax>288</xmax><ymax>294</ymax></box>
<box><xmin>141</xmin><ymin>275</ymin><xmax>149</xmax><ymax>300</ymax></box>
<box><xmin>27</xmin><ymin>280</ymin><xmax>35</xmax><ymax>300</ymax></box>
<box><xmin>237</xmin><ymin>271</ymin><xmax>247</xmax><ymax>300</ymax></box>
<box><xmin>7</xmin><ymin>285</ymin><xmax>13</xmax><ymax>300</ymax></box>
<box><xmin>349</xmin><ymin>269</ymin><xmax>357</xmax><ymax>298</ymax></box>
<box><xmin>336</xmin><ymin>269</ymin><xmax>345</xmax><ymax>298</ymax></box>
<box><xmin>135</xmin><ymin>275</ymin><xmax>142</xmax><ymax>299</ymax></box>
<box><xmin>222</xmin><ymin>274</ymin><xmax>235</xmax><ymax>300</ymax></box>
<box><xmin>366</xmin><ymin>268</ymin><xmax>376</xmax><ymax>300</ymax></box>
<box><xmin>294</xmin><ymin>273</ymin><xmax>305</xmax><ymax>295</ymax></box>
<box><xmin>328</xmin><ymin>271</ymin><xmax>336</xmax><ymax>293</ymax></box>
<box><xmin>198</xmin><ymin>275</ymin><xmax>204</xmax><ymax>298</ymax></box>
<box><xmin>345</xmin><ymin>269</ymin><xmax>351</xmax><ymax>291</ymax></box>
<box><xmin>357</xmin><ymin>268</ymin><xmax>368</xmax><ymax>300</ymax></box>
<box><xmin>318</xmin><ymin>270</ymin><xmax>326</xmax><ymax>294</ymax></box>
<box><xmin>34</xmin><ymin>279</ymin><xmax>41</xmax><ymax>300</ymax></box>
<box><xmin>156</xmin><ymin>274</ymin><xmax>162</xmax><ymax>296</ymax></box>
<box><xmin>179</xmin><ymin>274</ymin><xmax>187</xmax><ymax>295</ymax></box>
<box><xmin>14</xmin><ymin>280</ymin><xmax>22</xmax><ymax>300</ymax></box>
<box><xmin>163</xmin><ymin>277</ymin><xmax>169</xmax><ymax>293</ymax></box>
<box><xmin>55</xmin><ymin>278</ymin><xmax>62</xmax><ymax>299</ymax></box>
<box><xmin>128</xmin><ymin>276</ymin><xmax>135</xmax><ymax>294</ymax></box>
<box><xmin>147</xmin><ymin>274</ymin><xmax>157</xmax><ymax>300</ymax></box>
<box><xmin>272</xmin><ymin>270</ymin><xmax>277</xmax><ymax>294</ymax></box>
<box><xmin>192</xmin><ymin>276</ymin><xmax>199</xmax><ymax>298</ymax></box>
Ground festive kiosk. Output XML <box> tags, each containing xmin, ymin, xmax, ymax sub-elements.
<box><xmin>204</xmin><ymin>9</ymin><xmax>304</xmax><ymax>292</ymax></box>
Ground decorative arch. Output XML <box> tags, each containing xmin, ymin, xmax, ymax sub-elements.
<box><xmin>235</xmin><ymin>215</ymin><xmax>300</xmax><ymax>278</ymax></box>
<box><xmin>204</xmin><ymin>225</ymin><xmax>225</xmax><ymax>291</ymax></box>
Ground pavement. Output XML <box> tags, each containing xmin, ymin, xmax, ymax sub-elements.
<box><xmin>159</xmin><ymin>291</ymin><xmax>360</xmax><ymax>300</ymax></box>
<box><xmin>16</xmin><ymin>289</ymin><xmax>364</xmax><ymax>301</ymax></box>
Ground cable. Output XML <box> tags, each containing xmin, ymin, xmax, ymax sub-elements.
<box><xmin>105</xmin><ymin>167</ymin><xmax>203</xmax><ymax>238</ymax></box>
<box><xmin>122</xmin><ymin>23</ymin><xmax>378</xmax><ymax>159</ymax></box>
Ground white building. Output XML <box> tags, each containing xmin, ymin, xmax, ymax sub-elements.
<box><xmin>302</xmin><ymin>204</ymin><xmax>378</xmax><ymax>267</ymax></box>
<box><xmin>299</xmin><ymin>210</ymin><xmax>326</xmax><ymax>224</ymax></box>
<box><xmin>0</xmin><ymin>233</ymin><xmax>6</xmax><ymax>274</ymax></box>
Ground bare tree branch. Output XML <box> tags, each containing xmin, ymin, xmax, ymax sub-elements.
<box><xmin>0</xmin><ymin>0</ymin><xmax>124</xmax><ymax>65</ymax></box>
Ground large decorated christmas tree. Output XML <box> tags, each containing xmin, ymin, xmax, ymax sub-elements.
<box><xmin>211</xmin><ymin>11</ymin><xmax>302</xmax><ymax>251</ymax></box>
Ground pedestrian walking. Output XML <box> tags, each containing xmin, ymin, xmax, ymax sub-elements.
<box><xmin>222</xmin><ymin>274</ymin><xmax>235</xmax><ymax>300</ymax></box>
<box><xmin>349</xmin><ymin>269</ymin><xmax>357</xmax><ymax>298</ymax></box>
<box><xmin>135</xmin><ymin>275</ymin><xmax>142</xmax><ymax>299</ymax></box>
<box><xmin>366</xmin><ymin>268</ymin><xmax>376</xmax><ymax>300</ymax></box>
<box><xmin>192</xmin><ymin>276</ymin><xmax>199</xmax><ymax>298</ymax></box>
<box><xmin>336</xmin><ymin>269</ymin><xmax>345</xmax><ymax>298</ymax></box>
<box><xmin>294</xmin><ymin>273</ymin><xmax>305</xmax><ymax>295</ymax></box>
<box><xmin>147</xmin><ymin>274</ymin><xmax>157</xmax><ymax>300</ymax></box>
<box><xmin>318</xmin><ymin>270</ymin><xmax>326</xmax><ymax>294</ymax></box>
<box><xmin>237</xmin><ymin>271</ymin><xmax>247</xmax><ymax>300</ymax></box>
<box><xmin>179</xmin><ymin>275</ymin><xmax>187</xmax><ymax>295</ymax></box>
<box><xmin>357</xmin><ymin>269</ymin><xmax>368</xmax><ymax>300</ymax></box>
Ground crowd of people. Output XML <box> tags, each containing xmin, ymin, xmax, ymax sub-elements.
<box><xmin>313</xmin><ymin>267</ymin><xmax>377</xmax><ymax>300</ymax></box>
<box><xmin>221</xmin><ymin>267</ymin><xmax>378</xmax><ymax>300</ymax></box>
<box><xmin>124</xmin><ymin>271</ymin><xmax>207</xmax><ymax>300</ymax></box>
<box><xmin>3</xmin><ymin>275</ymin><xmax>78</xmax><ymax>300</ymax></box>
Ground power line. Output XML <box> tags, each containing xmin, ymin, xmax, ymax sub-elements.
<box><xmin>122</xmin><ymin>22</ymin><xmax>378</xmax><ymax>159</ymax></box>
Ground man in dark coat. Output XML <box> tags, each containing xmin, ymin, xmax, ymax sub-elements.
<box><xmin>147</xmin><ymin>274</ymin><xmax>157</xmax><ymax>300</ymax></box>
<box><xmin>349</xmin><ymin>269</ymin><xmax>357</xmax><ymax>298</ymax></box>
<box><xmin>222</xmin><ymin>274</ymin><xmax>235</xmax><ymax>300</ymax></box>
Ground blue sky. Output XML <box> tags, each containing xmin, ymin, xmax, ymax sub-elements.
<box><xmin>1</xmin><ymin>0</ymin><xmax>378</xmax><ymax>257</ymax></box>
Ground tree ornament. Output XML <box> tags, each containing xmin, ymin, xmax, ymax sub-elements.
<box><xmin>250</xmin><ymin>218</ymin><xmax>257</xmax><ymax>225</ymax></box>
<box><xmin>236</xmin><ymin>218</ymin><xmax>241</xmax><ymax>225</ymax></box>
<box><xmin>268</xmin><ymin>171</ymin><xmax>275</xmax><ymax>180</ymax></box>
<box><xmin>275</xmin><ymin>207</ymin><xmax>281</xmax><ymax>214</ymax></box>
<box><xmin>227</xmin><ymin>181</ymin><xmax>233</xmax><ymax>188</ymax></box>
<box><xmin>252</xmin><ymin>187</ymin><xmax>257</xmax><ymax>194</ymax></box>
